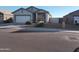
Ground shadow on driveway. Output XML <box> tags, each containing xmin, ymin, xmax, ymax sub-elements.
<box><xmin>11</xmin><ymin>28</ymin><xmax>64</xmax><ymax>33</ymax></box>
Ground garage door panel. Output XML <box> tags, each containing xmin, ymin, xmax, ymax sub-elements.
<box><xmin>15</xmin><ymin>15</ymin><xmax>31</xmax><ymax>23</ymax></box>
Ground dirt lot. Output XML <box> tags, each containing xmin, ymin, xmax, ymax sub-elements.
<box><xmin>0</xmin><ymin>27</ymin><xmax>79</xmax><ymax>52</ymax></box>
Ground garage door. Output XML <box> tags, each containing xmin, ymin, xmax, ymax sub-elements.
<box><xmin>74</xmin><ymin>16</ymin><xmax>79</xmax><ymax>24</ymax></box>
<box><xmin>15</xmin><ymin>15</ymin><xmax>31</xmax><ymax>23</ymax></box>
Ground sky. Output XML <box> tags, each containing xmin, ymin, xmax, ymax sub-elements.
<box><xmin>0</xmin><ymin>6</ymin><xmax>79</xmax><ymax>17</ymax></box>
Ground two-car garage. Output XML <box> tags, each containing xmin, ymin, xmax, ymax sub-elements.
<box><xmin>15</xmin><ymin>15</ymin><xmax>31</xmax><ymax>24</ymax></box>
<box><xmin>13</xmin><ymin>8</ymin><xmax>32</xmax><ymax>24</ymax></box>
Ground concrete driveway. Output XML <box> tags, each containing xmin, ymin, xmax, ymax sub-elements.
<box><xmin>0</xmin><ymin>25</ymin><xmax>79</xmax><ymax>52</ymax></box>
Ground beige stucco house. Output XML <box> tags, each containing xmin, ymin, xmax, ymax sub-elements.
<box><xmin>12</xmin><ymin>6</ymin><xmax>51</xmax><ymax>24</ymax></box>
<box><xmin>0</xmin><ymin>10</ymin><xmax>13</xmax><ymax>23</ymax></box>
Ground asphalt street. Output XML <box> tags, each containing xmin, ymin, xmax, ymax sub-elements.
<box><xmin>0</xmin><ymin>25</ymin><xmax>79</xmax><ymax>52</ymax></box>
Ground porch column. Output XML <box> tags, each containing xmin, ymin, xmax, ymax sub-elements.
<box><xmin>36</xmin><ymin>13</ymin><xmax>38</xmax><ymax>23</ymax></box>
<box><xmin>13</xmin><ymin>15</ymin><xmax>16</xmax><ymax>24</ymax></box>
<box><xmin>46</xmin><ymin>13</ymin><xmax>49</xmax><ymax>23</ymax></box>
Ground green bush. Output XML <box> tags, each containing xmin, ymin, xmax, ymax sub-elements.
<box><xmin>25</xmin><ymin>21</ymin><xmax>32</xmax><ymax>25</ymax></box>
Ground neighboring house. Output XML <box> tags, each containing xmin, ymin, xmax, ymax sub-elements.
<box><xmin>63</xmin><ymin>10</ymin><xmax>79</xmax><ymax>24</ymax></box>
<box><xmin>0</xmin><ymin>10</ymin><xmax>13</xmax><ymax>23</ymax></box>
<box><xmin>12</xmin><ymin>6</ymin><xmax>51</xmax><ymax>24</ymax></box>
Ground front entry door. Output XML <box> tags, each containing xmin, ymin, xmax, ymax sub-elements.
<box><xmin>33</xmin><ymin>13</ymin><xmax>36</xmax><ymax>23</ymax></box>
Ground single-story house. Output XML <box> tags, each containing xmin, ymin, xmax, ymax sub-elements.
<box><xmin>12</xmin><ymin>6</ymin><xmax>52</xmax><ymax>24</ymax></box>
<box><xmin>63</xmin><ymin>10</ymin><xmax>79</xmax><ymax>24</ymax></box>
<box><xmin>0</xmin><ymin>10</ymin><xmax>13</xmax><ymax>23</ymax></box>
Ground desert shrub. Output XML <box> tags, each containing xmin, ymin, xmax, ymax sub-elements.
<box><xmin>35</xmin><ymin>21</ymin><xmax>44</xmax><ymax>27</ymax></box>
<box><xmin>25</xmin><ymin>21</ymin><xmax>32</xmax><ymax>25</ymax></box>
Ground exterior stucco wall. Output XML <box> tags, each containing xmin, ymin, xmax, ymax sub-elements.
<box><xmin>63</xmin><ymin>15</ymin><xmax>74</xmax><ymax>24</ymax></box>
